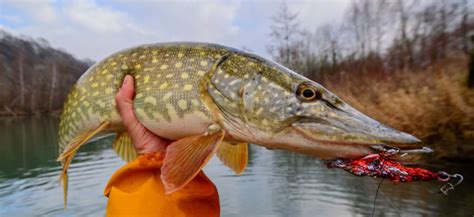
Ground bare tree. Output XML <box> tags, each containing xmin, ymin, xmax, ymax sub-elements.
<box><xmin>343</xmin><ymin>0</ymin><xmax>393</xmax><ymax>58</ymax></box>
<box><xmin>469</xmin><ymin>35</ymin><xmax>474</xmax><ymax>88</ymax></box>
<box><xmin>48</xmin><ymin>63</ymin><xmax>58</xmax><ymax>110</ymax></box>
<box><xmin>267</xmin><ymin>2</ymin><xmax>305</xmax><ymax>71</ymax></box>
<box><xmin>373</xmin><ymin>0</ymin><xmax>392</xmax><ymax>54</ymax></box>
<box><xmin>314</xmin><ymin>25</ymin><xmax>341</xmax><ymax>68</ymax></box>
<box><xmin>461</xmin><ymin>0</ymin><xmax>470</xmax><ymax>55</ymax></box>
<box><xmin>18</xmin><ymin>54</ymin><xmax>25</xmax><ymax>108</ymax></box>
<box><xmin>345</xmin><ymin>1</ymin><xmax>366</xmax><ymax>57</ymax></box>
<box><xmin>394</xmin><ymin>0</ymin><xmax>419</xmax><ymax>69</ymax></box>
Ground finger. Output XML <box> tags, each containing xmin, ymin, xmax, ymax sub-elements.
<box><xmin>118</xmin><ymin>75</ymin><xmax>135</xmax><ymax>100</ymax></box>
<box><xmin>115</xmin><ymin>75</ymin><xmax>140</xmax><ymax>129</ymax></box>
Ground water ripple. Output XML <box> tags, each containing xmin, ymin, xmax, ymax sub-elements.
<box><xmin>1</xmin><ymin>118</ymin><xmax>473</xmax><ymax>216</ymax></box>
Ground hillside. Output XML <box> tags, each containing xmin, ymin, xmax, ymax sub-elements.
<box><xmin>0</xmin><ymin>30</ymin><xmax>91</xmax><ymax>116</ymax></box>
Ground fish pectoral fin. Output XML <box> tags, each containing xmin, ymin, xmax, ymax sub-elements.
<box><xmin>113</xmin><ymin>132</ymin><xmax>137</xmax><ymax>162</ymax></box>
<box><xmin>161</xmin><ymin>125</ymin><xmax>225</xmax><ymax>194</ymax></box>
<box><xmin>57</xmin><ymin>121</ymin><xmax>110</xmax><ymax>207</ymax></box>
<box><xmin>216</xmin><ymin>142</ymin><xmax>248</xmax><ymax>175</ymax></box>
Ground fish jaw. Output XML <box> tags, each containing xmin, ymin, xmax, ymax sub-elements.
<box><xmin>277</xmin><ymin>128</ymin><xmax>376</xmax><ymax>159</ymax></box>
<box><xmin>259</xmin><ymin>96</ymin><xmax>423</xmax><ymax>159</ymax></box>
<box><xmin>216</xmin><ymin>112</ymin><xmax>374</xmax><ymax>159</ymax></box>
<box><xmin>286</xmin><ymin>91</ymin><xmax>422</xmax><ymax>158</ymax></box>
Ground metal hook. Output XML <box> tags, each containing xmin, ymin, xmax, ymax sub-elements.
<box><xmin>437</xmin><ymin>172</ymin><xmax>463</xmax><ymax>195</ymax></box>
<box><xmin>439</xmin><ymin>183</ymin><xmax>454</xmax><ymax>195</ymax></box>
<box><xmin>451</xmin><ymin>174</ymin><xmax>464</xmax><ymax>186</ymax></box>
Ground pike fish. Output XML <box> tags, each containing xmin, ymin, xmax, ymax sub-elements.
<box><xmin>57</xmin><ymin>42</ymin><xmax>421</xmax><ymax>204</ymax></box>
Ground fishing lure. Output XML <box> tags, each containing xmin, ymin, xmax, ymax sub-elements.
<box><xmin>325</xmin><ymin>147</ymin><xmax>463</xmax><ymax>195</ymax></box>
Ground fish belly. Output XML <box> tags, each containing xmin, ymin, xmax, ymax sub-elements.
<box><xmin>59</xmin><ymin>43</ymin><xmax>231</xmax><ymax>152</ymax></box>
<box><xmin>132</xmin><ymin>66</ymin><xmax>216</xmax><ymax>140</ymax></box>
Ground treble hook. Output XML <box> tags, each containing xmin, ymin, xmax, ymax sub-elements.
<box><xmin>437</xmin><ymin>171</ymin><xmax>463</xmax><ymax>195</ymax></box>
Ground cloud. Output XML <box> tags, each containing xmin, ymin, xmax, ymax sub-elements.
<box><xmin>0</xmin><ymin>0</ymin><xmax>350</xmax><ymax>61</ymax></box>
<box><xmin>2</xmin><ymin>0</ymin><xmax>57</xmax><ymax>23</ymax></box>
<box><xmin>110</xmin><ymin>0</ymin><xmax>241</xmax><ymax>45</ymax></box>
<box><xmin>0</xmin><ymin>14</ymin><xmax>23</xmax><ymax>24</ymax></box>
<box><xmin>64</xmin><ymin>0</ymin><xmax>136</xmax><ymax>33</ymax></box>
<box><xmin>290</xmin><ymin>0</ymin><xmax>351</xmax><ymax>30</ymax></box>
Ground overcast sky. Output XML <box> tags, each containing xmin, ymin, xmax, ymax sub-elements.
<box><xmin>0</xmin><ymin>0</ymin><xmax>350</xmax><ymax>61</ymax></box>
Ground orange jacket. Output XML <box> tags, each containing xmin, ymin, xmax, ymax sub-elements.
<box><xmin>104</xmin><ymin>152</ymin><xmax>220</xmax><ymax>217</ymax></box>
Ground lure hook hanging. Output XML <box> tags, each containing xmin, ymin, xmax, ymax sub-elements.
<box><xmin>437</xmin><ymin>171</ymin><xmax>463</xmax><ymax>195</ymax></box>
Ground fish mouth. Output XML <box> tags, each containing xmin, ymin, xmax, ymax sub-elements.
<box><xmin>290</xmin><ymin>116</ymin><xmax>425</xmax><ymax>160</ymax></box>
<box><xmin>292</xmin><ymin>117</ymin><xmax>421</xmax><ymax>145</ymax></box>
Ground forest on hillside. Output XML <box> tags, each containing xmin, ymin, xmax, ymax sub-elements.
<box><xmin>268</xmin><ymin>0</ymin><xmax>473</xmax><ymax>81</ymax></box>
<box><xmin>0</xmin><ymin>30</ymin><xmax>91</xmax><ymax>116</ymax></box>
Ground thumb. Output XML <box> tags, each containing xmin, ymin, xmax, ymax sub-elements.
<box><xmin>115</xmin><ymin>75</ymin><xmax>140</xmax><ymax>131</ymax></box>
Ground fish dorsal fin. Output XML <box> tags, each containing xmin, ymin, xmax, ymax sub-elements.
<box><xmin>216</xmin><ymin>142</ymin><xmax>248</xmax><ymax>175</ymax></box>
<box><xmin>57</xmin><ymin>121</ymin><xmax>111</xmax><ymax>207</ymax></box>
<box><xmin>161</xmin><ymin>125</ymin><xmax>225</xmax><ymax>194</ymax></box>
<box><xmin>113</xmin><ymin>132</ymin><xmax>138</xmax><ymax>162</ymax></box>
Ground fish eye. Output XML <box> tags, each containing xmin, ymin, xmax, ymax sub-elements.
<box><xmin>296</xmin><ymin>83</ymin><xmax>321</xmax><ymax>101</ymax></box>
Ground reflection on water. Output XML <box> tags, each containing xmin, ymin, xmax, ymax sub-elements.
<box><xmin>0</xmin><ymin>117</ymin><xmax>473</xmax><ymax>216</ymax></box>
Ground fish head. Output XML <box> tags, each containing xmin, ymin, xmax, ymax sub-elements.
<box><xmin>282</xmin><ymin>80</ymin><xmax>422</xmax><ymax>159</ymax></box>
<box><xmin>211</xmin><ymin>53</ymin><xmax>422</xmax><ymax>159</ymax></box>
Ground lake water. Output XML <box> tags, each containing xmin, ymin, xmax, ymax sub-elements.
<box><xmin>0</xmin><ymin>117</ymin><xmax>473</xmax><ymax>216</ymax></box>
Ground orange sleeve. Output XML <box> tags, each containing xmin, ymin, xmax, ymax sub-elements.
<box><xmin>104</xmin><ymin>152</ymin><xmax>220</xmax><ymax>217</ymax></box>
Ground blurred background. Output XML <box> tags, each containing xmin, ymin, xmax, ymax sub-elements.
<box><xmin>0</xmin><ymin>0</ymin><xmax>473</xmax><ymax>216</ymax></box>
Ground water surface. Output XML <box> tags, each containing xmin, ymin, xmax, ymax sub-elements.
<box><xmin>0</xmin><ymin>117</ymin><xmax>473</xmax><ymax>216</ymax></box>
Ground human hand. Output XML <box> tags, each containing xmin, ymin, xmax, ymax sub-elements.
<box><xmin>115</xmin><ymin>75</ymin><xmax>171</xmax><ymax>154</ymax></box>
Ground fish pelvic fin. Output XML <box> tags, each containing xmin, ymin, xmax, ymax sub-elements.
<box><xmin>161</xmin><ymin>124</ymin><xmax>224</xmax><ymax>194</ymax></box>
<box><xmin>57</xmin><ymin>121</ymin><xmax>111</xmax><ymax>207</ymax></box>
<box><xmin>216</xmin><ymin>142</ymin><xmax>248</xmax><ymax>175</ymax></box>
<box><xmin>113</xmin><ymin>132</ymin><xmax>137</xmax><ymax>162</ymax></box>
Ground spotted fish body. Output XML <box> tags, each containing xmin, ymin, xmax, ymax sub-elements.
<box><xmin>59</xmin><ymin>43</ymin><xmax>318</xmax><ymax>155</ymax></box>
<box><xmin>59</xmin><ymin>43</ymin><xmax>226</xmax><ymax>152</ymax></box>
<box><xmin>58</xmin><ymin>42</ymin><xmax>421</xmax><ymax>202</ymax></box>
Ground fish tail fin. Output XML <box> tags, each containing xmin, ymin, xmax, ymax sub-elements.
<box><xmin>60</xmin><ymin>158</ymin><xmax>71</xmax><ymax>208</ymax></box>
<box><xmin>57</xmin><ymin>121</ymin><xmax>111</xmax><ymax>207</ymax></box>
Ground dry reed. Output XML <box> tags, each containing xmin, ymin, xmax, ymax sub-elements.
<box><xmin>323</xmin><ymin>60</ymin><xmax>474</xmax><ymax>157</ymax></box>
